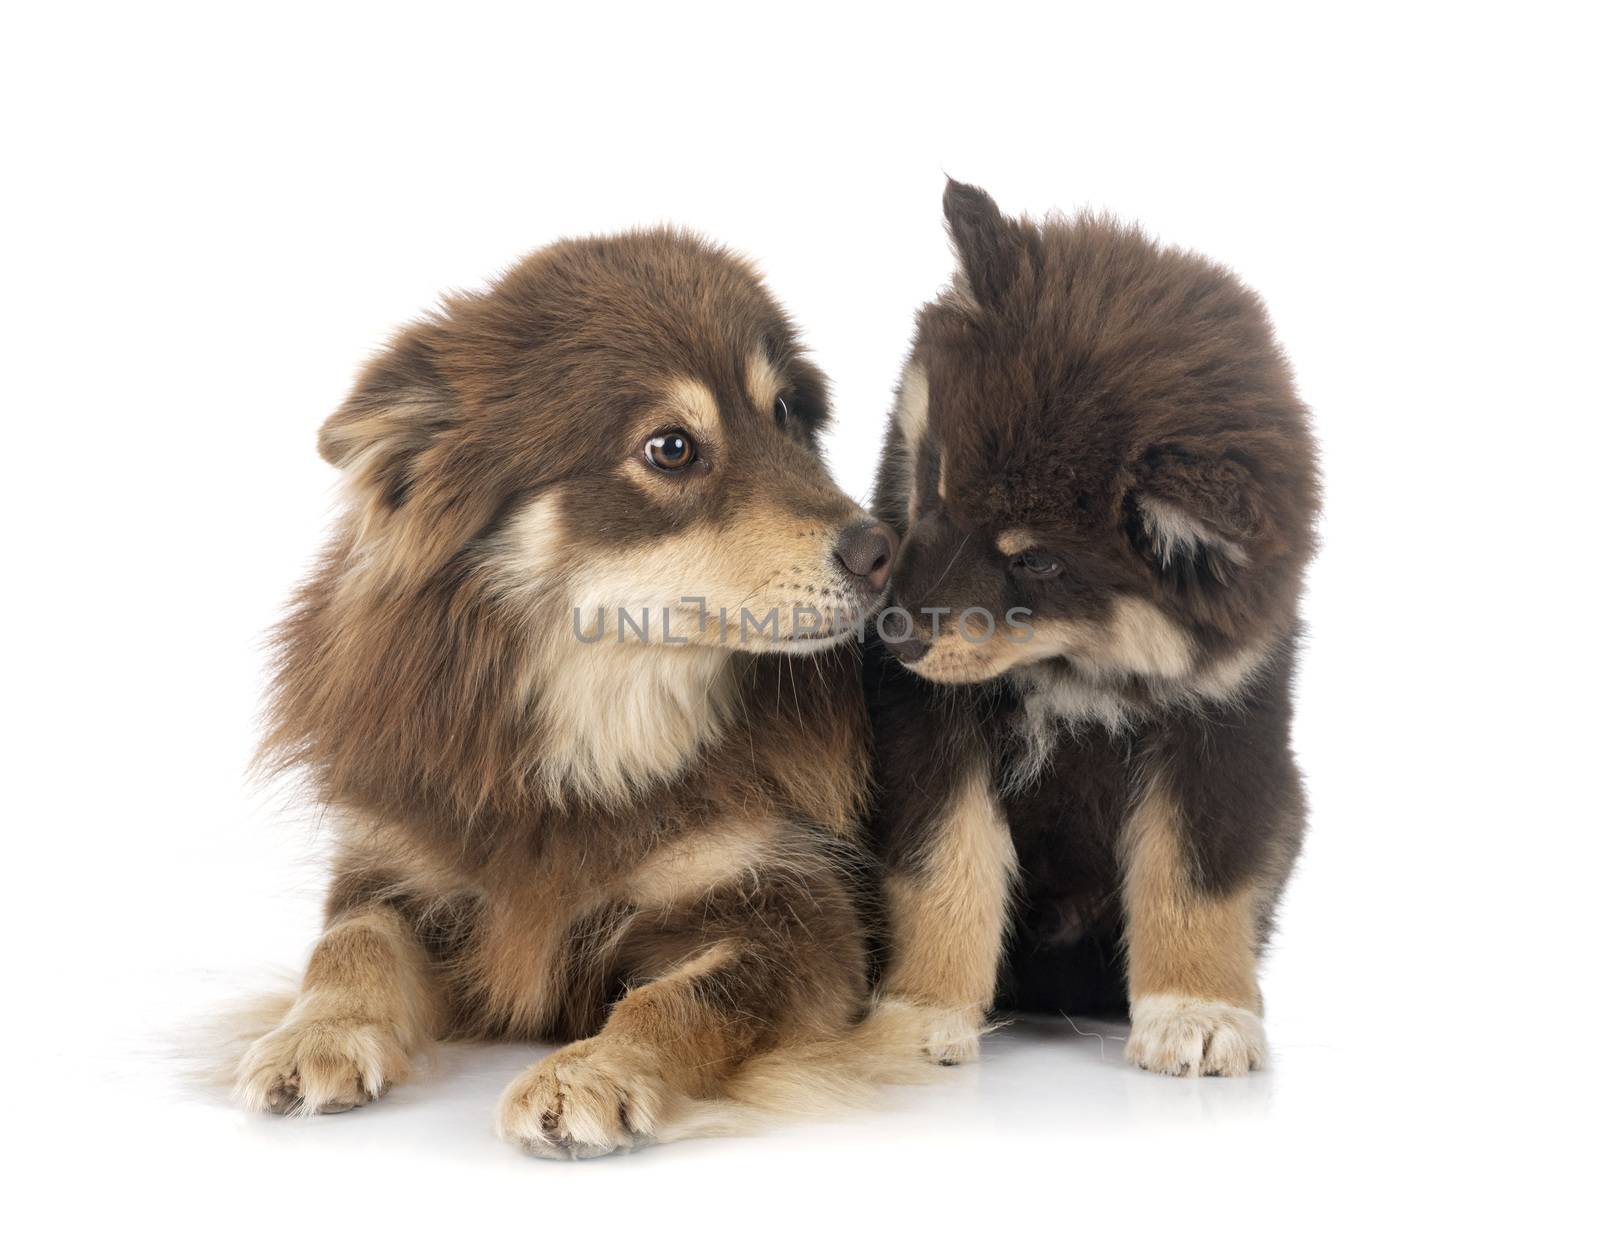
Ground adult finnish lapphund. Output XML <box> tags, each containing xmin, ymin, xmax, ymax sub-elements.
<box><xmin>231</xmin><ymin>230</ymin><xmax>921</xmax><ymax>1156</ymax></box>
<box><xmin>867</xmin><ymin>182</ymin><xmax>1320</xmax><ymax>1076</ymax></box>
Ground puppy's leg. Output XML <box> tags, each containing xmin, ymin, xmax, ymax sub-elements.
<box><xmin>1122</xmin><ymin>780</ymin><xmax>1265</xmax><ymax>1077</ymax></box>
<box><xmin>235</xmin><ymin>903</ymin><xmax>443</xmax><ymax>1114</ymax></box>
<box><xmin>881</xmin><ymin>763</ymin><xmax>1017</xmax><ymax>1064</ymax></box>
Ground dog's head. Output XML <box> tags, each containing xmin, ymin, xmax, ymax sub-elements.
<box><xmin>874</xmin><ymin>182</ymin><xmax>1318</xmax><ymax>708</ymax></box>
<box><xmin>322</xmin><ymin>230</ymin><xmax>894</xmax><ymax>651</ymax></box>
<box><xmin>298</xmin><ymin>230</ymin><xmax>894</xmax><ymax>809</ymax></box>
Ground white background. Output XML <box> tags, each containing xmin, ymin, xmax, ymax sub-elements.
<box><xmin>6</xmin><ymin>3</ymin><xmax>1595</xmax><ymax>1234</ymax></box>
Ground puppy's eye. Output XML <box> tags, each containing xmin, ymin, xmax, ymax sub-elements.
<box><xmin>1014</xmin><ymin>550</ymin><xmax>1062</xmax><ymax>578</ymax></box>
<box><xmin>645</xmin><ymin>431</ymin><xmax>697</xmax><ymax>471</ymax></box>
<box><xmin>773</xmin><ymin>395</ymin><xmax>790</xmax><ymax>428</ymax></box>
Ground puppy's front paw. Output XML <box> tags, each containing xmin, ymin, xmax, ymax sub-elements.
<box><xmin>497</xmin><ymin>1041</ymin><xmax>667</xmax><ymax>1159</ymax></box>
<box><xmin>878</xmin><ymin>998</ymin><xmax>986</xmax><ymax>1066</ymax></box>
<box><xmin>1127</xmin><ymin>995</ymin><xmax>1265</xmax><ymax>1078</ymax></box>
<box><xmin>235</xmin><ymin>1012</ymin><xmax>408</xmax><ymax>1115</ymax></box>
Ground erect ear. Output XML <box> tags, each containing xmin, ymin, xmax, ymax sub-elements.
<box><xmin>319</xmin><ymin>327</ymin><xmax>458</xmax><ymax>510</ymax></box>
<box><xmin>782</xmin><ymin>353</ymin><xmax>832</xmax><ymax>449</ymax></box>
<box><xmin>1127</xmin><ymin>446</ymin><xmax>1264</xmax><ymax>591</ymax></box>
<box><xmin>943</xmin><ymin>179</ymin><xmax>1029</xmax><ymax>311</ymax></box>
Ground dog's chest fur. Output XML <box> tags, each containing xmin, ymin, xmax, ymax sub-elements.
<box><xmin>1003</xmin><ymin>664</ymin><xmax>1144</xmax><ymax>792</ymax></box>
<box><xmin>998</xmin><ymin>684</ymin><xmax>1139</xmax><ymax>884</ymax></box>
<box><xmin>324</xmin><ymin>650</ymin><xmax>871</xmax><ymax>1040</ymax></box>
<box><xmin>996</xmin><ymin>700</ymin><xmax>1137</xmax><ymax>993</ymax></box>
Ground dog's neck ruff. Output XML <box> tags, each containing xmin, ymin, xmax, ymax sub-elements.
<box><xmin>1001</xmin><ymin>636</ymin><xmax>1281</xmax><ymax>794</ymax></box>
<box><xmin>1002</xmin><ymin>662</ymin><xmax>1140</xmax><ymax>792</ymax></box>
<box><xmin>529</xmin><ymin>639</ymin><xmax>738</xmax><ymax>809</ymax></box>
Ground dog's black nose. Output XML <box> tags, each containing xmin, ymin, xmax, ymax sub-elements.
<box><xmin>834</xmin><ymin>521</ymin><xmax>898</xmax><ymax>594</ymax></box>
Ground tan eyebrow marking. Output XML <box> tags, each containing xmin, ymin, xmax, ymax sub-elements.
<box><xmin>996</xmin><ymin>529</ymin><xmax>1037</xmax><ymax>557</ymax></box>
<box><xmin>745</xmin><ymin>350</ymin><xmax>782</xmax><ymax>413</ymax></box>
<box><xmin>660</xmin><ymin>377</ymin><xmax>721</xmax><ymax>444</ymax></box>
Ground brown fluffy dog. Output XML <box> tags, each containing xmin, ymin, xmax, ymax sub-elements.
<box><xmin>233</xmin><ymin>230</ymin><xmax>908</xmax><ymax>1155</ymax></box>
<box><xmin>866</xmin><ymin>182</ymin><xmax>1319</xmax><ymax>1076</ymax></box>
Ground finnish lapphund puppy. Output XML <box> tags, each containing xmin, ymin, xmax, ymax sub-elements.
<box><xmin>232</xmin><ymin>230</ymin><xmax>918</xmax><ymax>1156</ymax></box>
<box><xmin>866</xmin><ymin>182</ymin><xmax>1320</xmax><ymax>1076</ymax></box>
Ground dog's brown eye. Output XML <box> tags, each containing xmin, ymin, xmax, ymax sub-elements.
<box><xmin>1014</xmin><ymin>550</ymin><xmax>1061</xmax><ymax>578</ymax></box>
<box><xmin>773</xmin><ymin>395</ymin><xmax>790</xmax><ymax>428</ymax></box>
<box><xmin>645</xmin><ymin>431</ymin><xmax>697</xmax><ymax>471</ymax></box>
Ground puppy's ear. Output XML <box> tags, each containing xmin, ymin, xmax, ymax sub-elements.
<box><xmin>1127</xmin><ymin>446</ymin><xmax>1262</xmax><ymax>591</ymax></box>
<box><xmin>319</xmin><ymin>328</ymin><xmax>458</xmax><ymax>510</ymax></box>
<box><xmin>943</xmin><ymin>179</ymin><xmax>1028</xmax><ymax>311</ymax></box>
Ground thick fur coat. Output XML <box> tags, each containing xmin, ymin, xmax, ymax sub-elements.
<box><xmin>234</xmin><ymin>230</ymin><xmax>916</xmax><ymax>1155</ymax></box>
<box><xmin>867</xmin><ymin>182</ymin><xmax>1319</xmax><ymax>1075</ymax></box>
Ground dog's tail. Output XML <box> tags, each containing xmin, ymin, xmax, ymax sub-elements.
<box><xmin>653</xmin><ymin>998</ymin><xmax>942</xmax><ymax>1143</ymax></box>
<box><xmin>187</xmin><ymin>982</ymin><xmax>299</xmax><ymax>1094</ymax></box>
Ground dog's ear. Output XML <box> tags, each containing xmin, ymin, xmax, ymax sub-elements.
<box><xmin>1127</xmin><ymin>446</ymin><xmax>1264</xmax><ymax>591</ymax></box>
<box><xmin>783</xmin><ymin>354</ymin><xmax>832</xmax><ymax>448</ymax></box>
<box><xmin>319</xmin><ymin>327</ymin><xmax>458</xmax><ymax>510</ymax></box>
<box><xmin>318</xmin><ymin>326</ymin><xmax>503</xmax><ymax>585</ymax></box>
<box><xmin>943</xmin><ymin>179</ymin><xmax>1028</xmax><ymax>311</ymax></box>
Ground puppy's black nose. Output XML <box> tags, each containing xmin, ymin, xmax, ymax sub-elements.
<box><xmin>834</xmin><ymin>521</ymin><xmax>898</xmax><ymax>594</ymax></box>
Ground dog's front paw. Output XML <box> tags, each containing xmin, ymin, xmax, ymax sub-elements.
<box><xmin>497</xmin><ymin>1041</ymin><xmax>667</xmax><ymax>1159</ymax></box>
<box><xmin>235</xmin><ymin>1011</ymin><xmax>409</xmax><ymax>1115</ymax></box>
<box><xmin>1127</xmin><ymin>995</ymin><xmax>1265</xmax><ymax>1078</ymax></box>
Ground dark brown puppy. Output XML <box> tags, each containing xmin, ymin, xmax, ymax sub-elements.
<box><xmin>233</xmin><ymin>229</ymin><xmax>906</xmax><ymax>1155</ymax></box>
<box><xmin>867</xmin><ymin>182</ymin><xmax>1319</xmax><ymax>1075</ymax></box>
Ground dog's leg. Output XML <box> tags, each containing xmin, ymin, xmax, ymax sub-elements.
<box><xmin>1121</xmin><ymin>779</ymin><xmax>1266</xmax><ymax>1077</ymax></box>
<box><xmin>881</xmin><ymin>763</ymin><xmax>1017</xmax><ymax>1064</ymax></box>
<box><xmin>499</xmin><ymin>855</ymin><xmax>868</xmax><ymax>1158</ymax></box>
<box><xmin>497</xmin><ymin>938</ymin><xmax>773</xmax><ymax>1157</ymax></box>
<box><xmin>235</xmin><ymin>903</ymin><xmax>443</xmax><ymax>1114</ymax></box>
